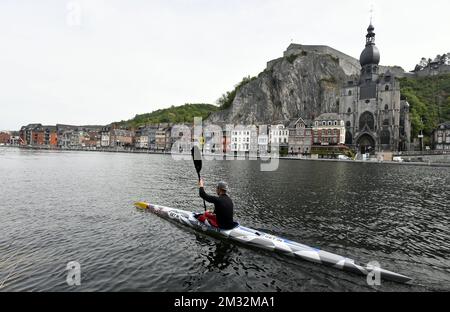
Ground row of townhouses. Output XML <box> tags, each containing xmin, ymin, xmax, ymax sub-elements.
<box><xmin>18</xmin><ymin>123</ymin><xmax>190</xmax><ymax>152</ymax></box>
<box><xmin>0</xmin><ymin>131</ymin><xmax>21</xmax><ymax>145</ymax></box>
<box><xmin>16</xmin><ymin>114</ymin><xmax>450</xmax><ymax>154</ymax></box>
<box><xmin>17</xmin><ymin>114</ymin><xmax>347</xmax><ymax>155</ymax></box>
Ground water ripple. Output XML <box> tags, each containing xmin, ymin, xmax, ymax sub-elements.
<box><xmin>0</xmin><ymin>148</ymin><xmax>449</xmax><ymax>291</ymax></box>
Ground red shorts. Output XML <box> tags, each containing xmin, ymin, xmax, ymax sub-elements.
<box><xmin>197</xmin><ymin>211</ymin><xmax>218</xmax><ymax>228</ymax></box>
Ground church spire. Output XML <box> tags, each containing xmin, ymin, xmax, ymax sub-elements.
<box><xmin>360</xmin><ymin>23</ymin><xmax>380</xmax><ymax>66</ymax></box>
<box><xmin>366</xmin><ymin>4</ymin><xmax>376</xmax><ymax>46</ymax></box>
<box><xmin>370</xmin><ymin>4</ymin><xmax>374</xmax><ymax>25</ymax></box>
<box><xmin>359</xmin><ymin>22</ymin><xmax>380</xmax><ymax>86</ymax></box>
<box><xmin>366</xmin><ymin>23</ymin><xmax>376</xmax><ymax>46</ymax></box>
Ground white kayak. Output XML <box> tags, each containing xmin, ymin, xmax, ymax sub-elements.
<box><xmin>134</xmin><ymin>202</ymin><xmax>412</xmax><ymax>284</ymax></box>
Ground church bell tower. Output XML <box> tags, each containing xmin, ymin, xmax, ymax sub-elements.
<box><xmin>359</xmin><ymin>24</ymin><xmax>381</xmax><ymax>99</ymax></box>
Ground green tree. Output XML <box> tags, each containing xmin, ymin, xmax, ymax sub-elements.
<box><xmin>399</xmin><ymin>74</ymin><xmax>450</xmax><ymax>138</ymax></box>
<box><xmin>217</xmin><ymin>76</ymin><xmax>257</xmax><ymax>109</ymax></box>
<box><xmin>114</xmin><ymin>103</ymin><xmax>218</xmax><ymax>128</ymax></box>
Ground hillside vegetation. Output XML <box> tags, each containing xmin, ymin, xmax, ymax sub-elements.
<box><xmin>114</xmin><ymin>103</ymin><xmax>218</xmax><ymax>128</ymax></box>
<box><xmin>399</xmin><ymin>74</ymin><xmax>450</xmax><ymax>138</ymax></box>
<box><xmin>111</xmin><ymin>75</ymin><xmax>450</xmax><ymax>139</ymax></box>
<box><xmin>217</xmin><ymin>76</ymin><xmax>257</xmax><ymax>110</ymax></box>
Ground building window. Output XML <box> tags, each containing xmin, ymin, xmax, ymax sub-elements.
<box><xmin>385</xmin><ymin>104</ymin><xmax>389</xmax><ymax>110</ymax></box>
<box><xmin>322</xmin><ymin>121</ymin><xmax>326</xmax><ymax>126</ymax></box>
<box><xmin>348</xmin><ymin>90</ymin><xmax>352</xmax><ymax>96</ymax></box>
<box><xmin>385</xmin><ymin>85</ymin><xmax>390</xmax><ymax>91</ymax></box>
<box><xmin>334</xmin><ymin>121</ymin><xmax>337</xmax><ymax>126</ymax></box>
<box><xmin>346</xmin><ymin>121</ymin><xmax>351</xmax><ymax>128</ymax></box>
<box><xmin>347</xmin><ymin>108</ymin><xmax>351</xmax><ymax>113</ymax></box>
<box><xmin>359</xmin><ymin>111</ymin><xmax>375</xmax><ymax>131</ymax></box>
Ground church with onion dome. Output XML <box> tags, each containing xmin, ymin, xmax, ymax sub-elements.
<box><xmin>338</xmin><ymin>23</ymin><xmax>411</xmax><ymax>153</ymax></box>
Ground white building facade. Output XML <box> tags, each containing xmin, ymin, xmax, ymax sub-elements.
<box><xmin>269</xmin><ymin>124</ymin><xmax>289</xmax><ymax>146</ymax></box>
<box><xmin>231</xmin><ymin>126</ymin><xmax>252</xmax><ymax>153</ymax></box>
<box><xmin>101</xmin><ymin>132</ymin><xmax>110</xmax><ymax>147</ymax></box>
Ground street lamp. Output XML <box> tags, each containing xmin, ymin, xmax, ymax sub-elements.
<box><xmin>418</xmin><ymin>117</ymin><xmax>426</xmax><ymax>152</ymax></box>
<box><xmin>418</xmin><ymin>131</ymin><xmax>424</xmax><ymax>152</ymax></box>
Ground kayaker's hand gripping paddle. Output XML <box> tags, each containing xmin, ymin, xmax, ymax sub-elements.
<box><xmin>192</xmin><ymin>146</ymin><xmax>207</xmax><ymax>211</ymax></box>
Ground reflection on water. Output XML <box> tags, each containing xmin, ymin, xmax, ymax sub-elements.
<box><xmin>196</xmin><ymin>236</ymin><xmax>238</xmax><ymax>272</ymax></box>
<box><xmin>0</xmin><ymin>147</ymin><xmax>449</xmax><ymax>291</ymax></box>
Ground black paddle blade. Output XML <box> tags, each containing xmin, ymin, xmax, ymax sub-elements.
<box><xmin>191</xmin><ymin>146</ymin><xmax>202</xmax><ymax>175</ymax></box>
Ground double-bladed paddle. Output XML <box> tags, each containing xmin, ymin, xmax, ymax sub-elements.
<box><xmin>191</xmin><ymin>146</ymin><xmax>207</xmax><ymax>211</ymax></box>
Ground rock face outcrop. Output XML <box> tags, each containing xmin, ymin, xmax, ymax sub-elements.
<box><xmin>207</xmin><ymin>44</ymin><xmax>405</xmax><ymax>125</ymax></box>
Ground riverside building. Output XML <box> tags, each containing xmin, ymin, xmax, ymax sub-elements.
<box><xmin>338</xmin><ymin>23</ymin><xmax>411</xmax><ymax>154</ymax></box>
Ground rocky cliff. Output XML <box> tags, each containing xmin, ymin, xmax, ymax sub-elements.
<box><xmin>207</xmin><ymin>44</ymin><xmax>405</xmax><ymax>125</ymax></box>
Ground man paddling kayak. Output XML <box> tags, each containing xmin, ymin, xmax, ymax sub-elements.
<box><xmin>133</xmin><ymin>202</ymin><xmax>412</xmax><ymax>284</ymax></box>
<box><xmin>197</xmin><ymin>179</ymin><xmax>235</xmax><ymax>230</ymax></box>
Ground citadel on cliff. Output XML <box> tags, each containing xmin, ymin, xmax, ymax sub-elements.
<box><xmin>208</xmin><ymin>23</ymin><xmax>432</xmax><ymax>153</ymax></box>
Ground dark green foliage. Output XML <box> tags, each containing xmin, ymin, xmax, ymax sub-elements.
<box><xmin>286</xmin><ymin>54</ymin><xmax>300</xmax><ymax>64</ymax></box>
<box><xmin>279</xmin><ymin>146</ymin><xmax>289</xmax><ymax>157</ymax></box>
<box><xmin>286</xmin><ymin>51</ymin><xmax>308</xmax><ymax>64</ymax></box>
<box><xmin>399</xmin><ymin>74</ymin><xmax>450</xmax><ymax>137</ymax></box>
<box><xmin>345</xmin><ymin>149</ymin><xmax>356</xmax><ymax>159</ymax></box>
<box><xmin>217</xmin><ymin>76</ymin><xmax>257</xmax><ymax>110</ymax></box>
<box><xmin>115</xmin><ymin>104</ymin><xmax>218</xmax><ymax>128</ymax></box>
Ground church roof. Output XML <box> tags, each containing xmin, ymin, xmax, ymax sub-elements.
<box><xmin>436</xmin><ymin>121</ymin><xmax>450</xmax><ymax>130</ymax></box>
<box><xmin>288</xmin><ymin>117</ymin><xmax>309</xmax><ymax>128</ymax></box>
<box><xmin>360</xmin><ymin>45</ymin><xmax>380</xmax><ymax>66</ymax></box>
<box><xmin>360</xmin><ymin>23</ymin><xmax>380</xmax><ymax>66</ymax></box>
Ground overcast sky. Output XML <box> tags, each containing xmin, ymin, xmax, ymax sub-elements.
<box><xmin>1</xmin><ymin>0</ymin><xmax>449</xmax><ymax>130</ymax></box>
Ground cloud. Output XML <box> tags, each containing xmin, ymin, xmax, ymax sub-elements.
<box><xmin>0</xmin><ymin>0</ymin><xmax>449</xmax><ymax>130</ymax></box>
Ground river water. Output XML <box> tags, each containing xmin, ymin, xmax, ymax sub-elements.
<box><xmin>0</xmin><ymin>147</ymin><xmax>449</xmax><ymax>292</ymax></box>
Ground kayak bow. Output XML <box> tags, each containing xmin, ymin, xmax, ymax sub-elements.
<box><xmin>134</xmin><ymin>202</ymin><xmax>412</xmax><ymax>284</ymax></box>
